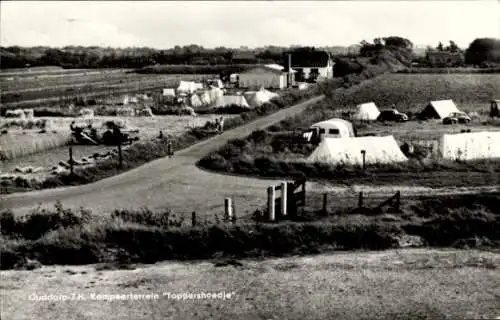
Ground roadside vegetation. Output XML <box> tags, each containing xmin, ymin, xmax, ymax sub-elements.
<box><xmin>1</xmin><ymin>192</ymin><xmax>498</xmax><ymax>270</ymax></box>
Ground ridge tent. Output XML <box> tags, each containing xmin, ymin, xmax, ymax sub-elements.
<box><xmin>352</xmin><ymin>102</ymin><xmax>380</xmax><ymax>121</ymax></box>
<box><xmin>420</xmin><ymin>100</ymin><xmax>461</xmax><ymax>119</ymax></box>
<box><xmin>439</xmin><ymin>131</ymin><xmax>500</xmax><ymax>161</ymax></box>
<box><xmin>213</xmin><ymin>95</ymin><xmax>250</xmax><ymax>109</ymax></box>
<box><xmin>209</xmin><ymin>87</ymin><xmax>224</xmax><ymax>101</ymax></box>
<box><xmin>309</xmin><ymin>118</ymin><xmax>355</xmax><ymax>141</ymax></box>
<box><xmin>200</xmin><ymin>91</ymin><xmax>212</xmax><ymax>105</ymax></box>
<box><xmin>308</xmin><ymin>135</ymin><xmax>408</xmax><ymax>165</ymax></box>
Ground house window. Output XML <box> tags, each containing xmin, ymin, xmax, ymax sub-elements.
<box><xmin>328</xmin><ymin>129</ymin><xmax>340</xmax><ymax>134</ymax></box>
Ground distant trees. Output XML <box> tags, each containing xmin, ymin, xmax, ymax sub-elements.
<box><xmin>465</xmin><ymin>38</ymin><xmax>500</xmax><ymax>66</ymax></box>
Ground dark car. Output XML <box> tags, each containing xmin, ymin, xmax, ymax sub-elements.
<box><xmin>442</xmin><ymin>112</ymin><xmax>471</xmax><ymax>124</ymax></box>
<box><xmin>377</xmin><ymin>109</ymin><xmax>409</xmax><ymax>122</ymax></box>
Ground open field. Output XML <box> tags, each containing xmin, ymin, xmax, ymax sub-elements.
<box><xmin>0</xmin><ymin>70</ymin><xmax>214</xmax><ymax>109</ymax></box>
<box><xmin>0</xmin><ymin>114</ymin><xmax>236</xmax><ymax>173</ymax></box>
<box><xmin>1</xmin><ymin>249</ymin><xmax>499</xmax><ymax>320</ymax></box>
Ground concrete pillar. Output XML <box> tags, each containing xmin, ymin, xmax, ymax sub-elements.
<box><xmin>280</xmin><ymin>182</ymin><xmax>287</xmax><ymax>217</ymax></box>
<box><xmin>267</xmin><ymin>186</ymin><xmax>276</xmax><ymax>222</ymax></box>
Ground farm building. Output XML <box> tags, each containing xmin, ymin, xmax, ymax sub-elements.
<box><xmin>307</xmin><ymin>118</ymin><xmax>355</xmax><ymax>141</ymax></box>
<box><xmin>162</xmin><ymin>88</ymin><xmax>176</xmax><ymax>97</ymax></box>
<box><xmin>426</xmin><ymin>51</ymin><xmax>464</xmax><ymax>67</ymax></box>
<box><xmin>439</xmin><ymin>131</ymin><xmax>500</xmax><ymax>161</ymax></box>
<box><xmin>352</xmin><ymin>102</ymin><xmax>380</xmax><ymax>121</ymax></box>
<box><xmin>288</xmin><ymin>51</ymin><xmax>334</xmax><ymax>81</ymax></box>
<box><xmin>308</xmin><ymin>135</ymin><xmax>408</xmax><ymax>166</ymax></box>
<box><xmin>213</xmin><ymin>95</ymin><xmax>250</xmax><ymax>109</ymax></box>
<box><xmin>243</xmin><ymin>87</ymin><xmax>279</xmax><ymax>108</ymax></box>
<box><xmin>420</xmin><ymin>100</ymin><xmax>461</xmax><ymax>119</ymax></box>
<box><xmin>238</xmin><ymin>66</ymin><xmax>290</xmax><ymax>89</ymax></box>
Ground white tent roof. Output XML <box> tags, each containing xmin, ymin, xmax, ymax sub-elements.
<box><xmin>427</xmin><ymin>100</ymin><xmax>461</xmax><ymax>119</ymax></box>
<box><xmin>163</xmin><ymin>88</ymin><xmax>176</xmax><ymax>97</ymax></box>
<box><xmin>208</xmin><ymin>87</ymin><xmax>224</xmax><ymax>101</ymax></box>
<box><xmin>308</xmin><ymin>135</ymin><xmax>408</xmax><ymax>165</ymax></box>
<box><xmin>213</xmin><ymin>95</ymin><xmax>250</xmax><ymax>108</ymax></box>
<box><xmin>352</xmin><ymin>102</ymin><xmax>380</xmax><ymax>121</ymax></box>
<box><xmin>189</xmin><ymin>94</ymin><xmax>203</xmax><ymax>108</ymax></box>
<box><xmin>440</xmin><ymin>131</ymin><xmax>500</xmax><ymax>161</ymax></box>
<box><xmin>178</xmin><ymin>81</ymin><xmax>198</xmax><ymax>93</ymax></box>
<box><xmin>243</xmin><ymin>88</ymin><xmax>279</xmax><ymax>108</ymax></box>
<box><xmin>310</xmin><ymin>118</ymin><xmax>355</xmax><ymax>137</ymax></box>
<box><xmin>200</xmin><ymin>90</ymin><xmax>212</xmax><ymax>105</ymax></box>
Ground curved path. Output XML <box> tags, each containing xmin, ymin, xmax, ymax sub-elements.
<box><xmin>2</xmin><ymin>95</ymin><xmax>498</xmax><ymax>215</ymax></box>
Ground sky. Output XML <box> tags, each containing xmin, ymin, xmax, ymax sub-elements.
<box><xmin>1</xmin><ymin>1</ymin><xmax>499</xmax><ymax>49</ymax></box>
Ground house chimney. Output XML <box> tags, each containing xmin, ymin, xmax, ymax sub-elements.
<box><xmin>288</xmin><ymin>53</ymin><xmax>292</xmax><ymax>87</ymax></box>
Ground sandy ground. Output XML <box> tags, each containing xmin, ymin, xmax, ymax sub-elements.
<box><xmin>1</xmin><ymin>249</ymin><xmax>499</xmax><ymax>320</ymax></box>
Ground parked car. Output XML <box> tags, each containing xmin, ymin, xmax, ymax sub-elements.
<box><xmin>442</xmin><ymin>112</ymin><xmax>471</xmax><ymax>124</ymax></box>
<box><xmin>377</xmin><ymin>109</ymin><xmax>409</xmax><ymax>122</ymax></box>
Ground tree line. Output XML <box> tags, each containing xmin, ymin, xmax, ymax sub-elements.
<box><xmin>0</xmin><ymin>38</ymin><xmax>498</xmax><ymax>70</ymax></box>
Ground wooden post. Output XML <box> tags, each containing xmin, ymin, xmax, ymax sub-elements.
<box><xmin>395</xmin><ymin>191</ymin><xmax>401</xmax><ymax>211</ymax></box>
<box><xmin>358</xmin><ymin>192</ymin><xmax>363</xmax><ymax>208</ymax></box>
<box><xmin>231</xmin><ymin>198</ymin><xmax>237</xmax><ymax>223</ymax></box>
<box><xmin>68</xmin><ymin>146</ymin><xmax>74</xmax><ymax>176</ymax></box>
<box><xmin>118</xmin><ymin>143</ymin><xmax>123</xmax><ymax>169</ymax></box>
<box><xmin>191</xmin><ymin>212</ymin><xmax>197</xmax><ymax>227</ymax></box>
<box><xmin>361</xmin><ymin>150</ymin><xmax>366</xmax><ymax>171</ymax></box>
<box><xmin>267</xmin><ymin>186</ymin><xmax>276</xmax><ymax>222</ymax></box>
<box><xmin>322</xmin><ymin>193</ymin><xmax>328</xmax><ymax>215</ymax></box>
<box><xmin>280</xmin><ymin>182</ymin><xmax>287</xmax><ymax>217</ymax></box>
<box><xmin>302</xmin><ymin>182</ymin><xmax>306</xmax><ymax>207</ymax></box>
<box><xmin>224</xmin><ymin>197</ymin><xmax>232</xmax><ymax>221</ymax></box>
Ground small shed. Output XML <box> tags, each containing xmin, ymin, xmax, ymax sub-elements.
<box><xmin>238</xmin><ymin>66</ymin><xmax>289</xmax><ymax>89</ymax></box>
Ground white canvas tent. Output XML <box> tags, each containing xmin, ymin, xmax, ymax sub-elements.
<box><xmin>244</xmin><ymin>88</ymin><xmax>279</xmax><ymax>108</ymax></box>
<box><xmin>208</xmin><ymin>87</ymin><xmax>224</xmax><ymax>101</ymax></box>
<box><xmin>178</xmin><ymin>81</ymin><xmax>196</xmax><ymax>93</ymax></box>
<box><xmin>352</xmin><ymin>102</ymin><xmax>380</xmax><ymax>121</ymax></box>
<box><xmin>189</xmin><ymin>94</ymin><xmax>203</xmax><ymax>108</ymax></box>
<box><xmin>199</xmin><ymin>90</ymin><xmax>212</xmax><ymax>105</ymax></box>
<box><xmin>5</xmin><ymin>109</ymin><xmax>26</xmax><ymax>119</ymax></box>
<box><xmin>309</xmin><ymin>118</ymin><xmax>355</xmax><ymax>141</ymax></box>
<box><xmin>213</xmin><ymin>95</ymin><xmax>250</xmax><ymax>109</ymax></box>
<box><xmin>163</xmin><ymin>88</ymin><xmax>176</xmax><ymax>97</ymax></box>
<box><xmin>439</xmin><ymin>131</ymin><xmax>500</xmax><ymax>161</ymax></box>
<box><xmin>308</xmin><ymin>135</ymin><xmax>408</xmax><ymax>166</ymax></box>
<box><xmin>420</xmin><ymin>100</ymin><xmax>461</xmax><ymax>119</ymax></box>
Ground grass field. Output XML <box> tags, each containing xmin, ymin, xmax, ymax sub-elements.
<box><xmin>199</xmin><ymin>73</ymin><xmax>500</xmax><ymax>187</ymax></box>
<box><xmin>0</xmin><ymin>114</ymin><xmax>236</xmax><ymax>173</ymax></box>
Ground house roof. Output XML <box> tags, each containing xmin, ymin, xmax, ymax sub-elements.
<box><xmin>240</xmin><ymin>65</ymin><xmax>288</xmax><ymax>75</ymax></box>
<box><xmin>289</xmin><ymin>51</ymin><xmax>331</xmax><ymax>68</ymax></box>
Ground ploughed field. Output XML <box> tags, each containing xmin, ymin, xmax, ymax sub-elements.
<box><xmin>0</xmin><ymin>69</ymin><xmax>214</xmax><ymax>108</ymax></box>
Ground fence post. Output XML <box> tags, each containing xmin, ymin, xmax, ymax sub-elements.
<box><xmin>280</xmin><ymin>182</ymin><xmax>287</xmax><ymax>217</ymax></box>
<box><xmin>267</xmin><ymin>186</ymin><xmax>276</xmax><ymax>222</ymax></box>
<box><xmin>322</xmin><ymin>193</ymin><xmax>328</xmax><ymax>215</ymax></box>
<box><xmin>191</xmin><ymin>212</ymin><xmax>197</xmax><ymax>227</ymax></box>
<box><xmin>361</xmin><ymin>150</ymin><xmax>366</xmax><ymax>171</ymax></box>
<box><xmin>168</xmin><ymin>141</ymin><xmax>173</xmax><ymax>158</ymax></box>
<box><xmin>224</xmin><ymin>197</ymin><xmax>232</xmax><ymax>221</ymax></box>
<box><xmin>395</xmin><ymin>191</ymin><xmax>401</xmax><ymax>211</ymax></box>
<box><xmin>68</xmin><ymin>146</ymin><xmax>74</xmax><ymax>176</ymax></box>
<box><xmin>117</xmin><ymin>143</ymin><xmax>123</xmax><ymax>169</ymax></box>
<box><xmin>302</xmin><ymin>182</ymin><xmax>306</xmax><ymax>207</ymax></box>
<box><xmin>232</xmin><ymin>198</ymin><xmax>237</xmax><ymax>223</ymax></box>
<box><xmin>358</xmin><ymin>192</ymin><xmax>363</xmax><ymax>208</ymax></box>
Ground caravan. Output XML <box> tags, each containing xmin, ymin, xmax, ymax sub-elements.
<box><xmin>304</xmin><ymin>119</ymin><xmax>355</xmax><ymax>142</ymax></box>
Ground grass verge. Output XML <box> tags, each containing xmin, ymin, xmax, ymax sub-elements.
<box><xmin>1</xmin><ymin>192</ymin><xmax>498</xmax><ymax>270</ymax></box>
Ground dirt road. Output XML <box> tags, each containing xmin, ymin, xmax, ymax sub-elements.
<box><xmin>1</xmin><ymin>95</ymin><xmax>498</xmax><ymax>215</ymax></box>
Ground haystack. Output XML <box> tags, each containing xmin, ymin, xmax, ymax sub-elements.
<box><xmin>308</xmin><ymin>135</ymin><xmax>408</xmax><ymax>166</ymax></box>
<box><xmin>136</xmin><ymin>107</ymin><xmax>155</xmax><ymax>117</ymax></box>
